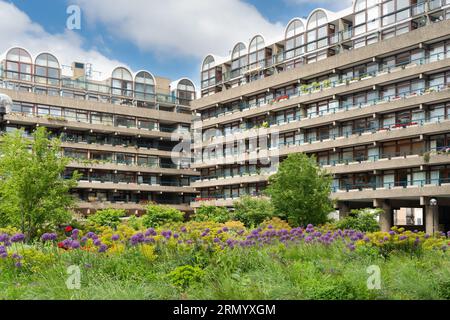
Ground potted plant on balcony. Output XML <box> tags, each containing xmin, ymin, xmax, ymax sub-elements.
<box><xmin>299</xmin><ymin>84</ymin><xmax>309</xmax><ymax>95</ymax></box>
<box><xmin>311</xmin><ymin>82</ymin><xmax>321</xmax><ymax>92</ymax></box>
<box><xmin>322</xmin><ymin>79</ymin><xmax>332</xmax><ymax>89</ymax></box>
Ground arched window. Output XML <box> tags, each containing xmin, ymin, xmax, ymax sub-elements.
<box><xmin>5</xmin><ymin>47</ymin><xmax>32</xmax><ymax>81</ymax></box>
<box><xmin>35</xmin><ymin>53</ymin><xmax>60</xmax><ymax>86</ymax></box>
<box><xmin>354</xmin><ymin>0</ymin><xmax>380</xmax><ymax>36</ymax></box>
<box><xmin>111</xmin><ymin>67</ymin><xmax>133</xmax><ymax>97</ymax></box>
<box><xmin>307</xmin><ymin>10</ymin><xmax>328</xmax><ymax>30</ymax></box>
<box><xmin>306</xmin><ymin>10</ymin><xmax>329</xmax><ymax>52</ymax></box>
<box><xmin>285</xmin><ymin>19</ymin><xmax>305</xmax><ymax>60</ymax></box>
<box><xmin>177</xmin><ymin>79</ymin><xmax>196</xmax><ymax>106</ymax></box>
<box><xmin>134</xmin><ymin>71</ymin><xmax>155</xmax><ymax>101</ymax></box>
<box><xmin>231</xmin><ymin>42</ymin><xmax>247</xmax><ymax>78</ymax></box>
<box><xmin>201</xmin><ymin>55</ymin><xmax>216</xmax><ymax>89</ymax></box>
<box><xmin>248</xmin><ymin>35</ymin><xmax>265</xmax><ymax>69</ymax></box>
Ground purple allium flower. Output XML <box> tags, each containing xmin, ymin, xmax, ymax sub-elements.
<box><xmin>12</xmin><ymin>253</ymin><xmax>22</xmax><ymax>260</ymax></box>
<box><xmin>145</xmin><ymin>228</ymin><xmax>156</xmax><ymax>237</ymax></box>
<box><xmin>11</xmin><ymin>233</ymin><xmax>25</xmax><ymax>243</ymax></box>
<box><xmin>399</xmin><ymin>235</ymin><xmax>407</xmax><ymax>241</ymax></box>
<box><xmin>41</xmin><ymin>233</ymin><xmax>57</xmax><ymax>242</ymax></box>
<box><xmin>62</xmin><ymin>238</ymin><xmax>73</xmax><ymax>247</ymax></box>
<box><xmin>0</xmin><ymin>252</ymin><xmax>7</xmax><ymax>259</ymax></box>
<box><xmin>71</xmin><ymin>241</ymin><xmax>80</xmax><ymax>249</ymax></box>
<box><xmin>383</xmin><ymin>236</ymin><xmax>389</xmax><ymax>241</ymax></box>
<box><xmin>173</xmin><ymin>233</ymin><xmax>179</xmax><ymax>239</ymax></box>
<box><xmin>0</xmin><ymin>234</ymin><xmax>9</xmax><ymax>243</ymax></box>
<box><xmin>425</xmin><ymin>234</ymin><xmax>430</xmax><ymax>239</ymax></box>
<box><xmin>267</xmin><ymin>225</ymin><xmax>273</xmax><ymax>229</ymax></box>
<box><xmin>222</xmin><ymin>227</ymin><xmax>229</xmax><ymax>232</ymax></box>
<box><xmin>72</xmin><ymin>229</ymin><xmax>79</xmax><ymax>237</ymax></box>
<box><xmin>180</xmin><ymin>226</ymin><xmax>187</xmax><ymax>233</ymax></box>
<box><xmin>93</xmin><ymin>239</ymin><xmax>102</xmax><ymax>247</ymax></box>
<box><xmin>111</xmin><ymin>234</ymin><xmax>120</xmax><ymax>241</ymax></box>
<box><xmin>389</xmin><ymin>231</ymin><xmax>396</xmax><ymax>236</ymax></box>
<box><xmin>185</xmin><ymin>240</ymin><xmax>193</xmax><ymax>245</ymax></box>
<box><xmin>213</xmin><ymin>237</ymin><xmax>220</xmax><ymax>243</ymax></box>
<box><xmin>86</xmin><ymin>232</ymin><xmax>96</xmax><ymax>239</ymax></box>
<box><xmin>15</xmin><ymin>262</ymin><xmax>22</xmax><ymax>268</ymax></box>
<box><xmin>144</xmin><ymin>237</ymin><xmax>155</xmax><ymax>244</ymax></box>
<box><xmin>80</xmin><ymin>236</ymin><xmax>88</xmax><ymax>243</ymax></box>
<box><xmin>98</xmin><ymin>244</ymin><xmax>108</xmax><ymax>253</ymax></box>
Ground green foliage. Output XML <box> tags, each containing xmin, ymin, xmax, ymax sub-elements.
<box><xmin>127</xmin><ymin>215</ymin><xmax>143</xmax><ymax>231</ymax></box>
<box><xmin>266</xmin><ymin>153</ymin><xmax>334</xmax><ymax>227</ymax></box>
<box><xmin>233</xmin><ymin>196</ymin><xmax>276</xmax><ymax>227</ymax></box>
<box><xmin>193</xmin><ymin>205</ymin><xmax>230</xmax><ymax>223</ymax></box>
<box><xmin>0</xmin><ymin>127</ymin><xmax>80</xmax><ymax>240</ymax></box>
<box><xmin>167</xmin><ymin>265</ymin><xmax>204</xmax><ymax>290</ymax></box>
<box><xmin>87</xmin><ymin>209</ymin><xmax>125</xmax><ymax>229</ymax></box>
<box><xmin>142</xmin><ymin>204</ymin><xmax>184</xmax><ymax>227</ymax></box>
<box><xmin>335</xmin><ymin>208</ymin><xmax>381</xmax><ymax>232</ymax></box>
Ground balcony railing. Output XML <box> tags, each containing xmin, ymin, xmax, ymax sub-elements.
<box><xmin>199</xmin><ymin>51</ymin><xmax>449</xmax><ymax>122</ymax></box>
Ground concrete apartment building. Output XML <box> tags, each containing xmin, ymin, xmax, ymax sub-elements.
<box><xmin>190</xmin><ymin>0</ymin><xmax>450</xmax><ymax>233</ymax></box>
<box><xmin>0</xmin><ymin>47</ymin><xmax>199</xmax><ymax>215</ymax></box>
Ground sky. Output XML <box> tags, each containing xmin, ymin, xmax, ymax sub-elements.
<box><xmin>0</xmin><ymin>0</ymin><xmax>352</xmax><ymax>87</ymax></box>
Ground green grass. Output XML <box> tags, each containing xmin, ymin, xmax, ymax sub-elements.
<box><xmin>1</xmin><ymin>242</ymin><xmax>449</xmax><ymax>300</ymax></box>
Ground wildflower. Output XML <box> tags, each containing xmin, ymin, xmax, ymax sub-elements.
<box><xmin>86</xmin><ymin>232</ymin><xmax>96</xmax><ymax>239</ymax></box>
<box><xmin>145</xmin><ymin>228</ymin><xmax>156</xmax><ymax>237</ymax></box>
<box><xmin>0</xmin><ymin>234</ymin><xmax>10</xmax><ymax>243</ymax></box>
<box><xmin>71</xmin><ymin>241</ymin><xmax>80</xmax><ymax>249</ymax></box>
<box><xmin>111</xmin><ymin>234</ymin><xmax>120</xmax><ymax>241</ymax></box>
<box><xmin>71</xmin><ymin>229</ymin><xmax>79</xmax><ymax>239</ymax></box>
<box><xmin>11</xmin><ymin>233</ymin><xmax>25</xmax><ymax>243</ymax></box>
<box><xmin>41</xmin><ymin>233</ymin><xmax>57</xmax><ymax>242</ymax></box>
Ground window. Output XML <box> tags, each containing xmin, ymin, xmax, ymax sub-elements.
<box><xmin>248</xmin><ymin>35</ymin><xmax>265</xmax><ymax>70</ymax></box>
<box><xmin>306</xmin><ymin>10</ymin><xmax>329</xmax><ymax>52</ymax></box>
<box><xmin>134</xmin><ymin>71</ymin><xmax>155</xmax><ymax>101</ymax></box>
<box><xmin>201</xmin><ymin>55</ymin><xmax>216</xmax><ymax>89</ymax></box>
<box><xmin>34</xmin><ymin>53</ymin><xmax>60</xmax><ymax>86</ymax></box>
<box><xmin>5</xmin><ymin>48</ymin><xmax>32</xmax><ymax>81</ymax></box>
<box><xmin>176</xmin><ymin>79</ymin><xmax>196</xmax><ymax>106</ymax></box>
<box><xmin>111</xmin><ymin>67</ymin><xmax>133</xmax><ymax>97</ymax></box>
<box><xmin>231</xmin><ymin>43</ymin><xmax>247</xmax><ymax>78</ymax></box>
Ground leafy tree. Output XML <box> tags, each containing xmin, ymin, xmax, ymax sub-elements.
<box><xmin>142</xmin><ymin>204</ymin><xmax>184</xmax><ymax>227</ymax></box>
<box><xmin>335</xmin><ymin>208</ymin><xmax>381</xmax><ymax>232</ymax></box>
<box><xmin>233</xmin><ymin>196</ymin><xmax>275</xmax><ymax>227</ymax></box>
<box><xmin>87</xmin><ymin>208</ymin><xmax>125</xmax><ymax>229</ymax></box>
<box><xmin>193</xmin><ymin>205</ymin><xmax>230</xmax><ymax>223</ymax></box>
<box><xmin>0</xmin><ymin>127</ymin><xmax>80</xmax><ymax>240</ymax></box>
<box><xmin>265</xmin><ymin>153</ymin><xmax>334</xmax><ymax>227</ymax></box>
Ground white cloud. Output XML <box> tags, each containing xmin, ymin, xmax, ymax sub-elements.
<box><xmin>284</xmin><ymin>0</ymin><xmax>354</xmax><ymax>12</ymax></box>
<box><xmin>0</xmin><ymin>1</ymin><xmax>126</xmax><ymax>80</ymax></box>
<box><xmin>76</xmin><ymin>0</ymin><xmax>285</xmax><ymax>60</ymax></box>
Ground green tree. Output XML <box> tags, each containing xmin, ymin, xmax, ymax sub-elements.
<box><xmin>265</xmin><ymin>153</ymin><xmax>334</xmax><ymax>227</ymax></box>
<box><xmin>233</xmin><ymin>195</ymin><xmax>275</xmax><ymax>227</ymax></box>
<box><xmin>193</xmin><ymin>205</ymin><xmax>230</xmax><ymax>223</ymax></box>
<box><xmin>0</xmin><ymin>127</ymin><xmax>80</xmax><ymax>240</ymax></box>
<box><xmin>142</xmin><ymin>204</ymin><xmax>184</xmax><ymax>227</ymax></box>
<box><xmin>335</xmin><ymin>208</ymin><xmax>381</xmax><ymax>232</ymax></box>
<box><xmin>87</xmin><ymin>208</ymin><xmax>125</xmax><ymax>229</ymax></box>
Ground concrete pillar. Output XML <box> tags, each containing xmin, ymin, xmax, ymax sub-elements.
<box><xmin>374</xmin><ymin>199</ymin><xmax>392</xmax><ymax>232</ymax></box>
<box><xmin>425</xmin><ymin>205</ymin><xmax>439</xmax><ymax>235</ymax></box>
<box><xmin>338</xmin><ymin>202</ymin><xmax>350</xmax><ymax>220</ymax></box>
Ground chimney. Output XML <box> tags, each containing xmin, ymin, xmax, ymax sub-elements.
<box><xmin>71</xmin><ymin>62</ymin><xmax>86</xmax><ymax>80</ymax></box>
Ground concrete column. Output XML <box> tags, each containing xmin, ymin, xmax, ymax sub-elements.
<box><xmin>425</xmin><ymin>205</ymin><xmax>439</xmax><ymax>235</ymax></box>
<box><xmin>338</xmin><ymin>202</ymin><xmax>350</xmax><ymax>220</ymax></box>
<box><xmin>374</xmin><ymin>199</ymin><xmax>392</xmax><ymax>232</ymax></box>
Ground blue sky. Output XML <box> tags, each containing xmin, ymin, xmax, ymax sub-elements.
<box><xmin>1</xmin><ymin>0</ymin><xmax>351</xmax><ymax>86</ymax></box>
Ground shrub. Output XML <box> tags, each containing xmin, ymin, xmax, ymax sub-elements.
<box><xmin>266</xmin><ymin>153</ymin><xmax>334</xmax><ymax>227</ymax></box>
<box><xmin>142</xmin><ymin>204</ymin><xmax>184</xmax><ymax>228</ymax></box>
<box><xmin>193</xmin><ymin>205</ymin><xmax>230</xmax><ymax>223</ymax></box>
<box><xmin>233</xmin><ymin>196</ymin><xmax>276</xmax><ymax>227</ymax></box>
<box><xmin>167</xmin><ymin>265</ymin><xmax>204</xmax><ymax>289</ymax></box>
<box><xmin>87</xmin><ymin>209</ymin><xmax>125</xmax><ymax>229</ymax></box>
<box><xmin>336</xmin><ymin>208</ymin><xmax>381</xmax><ymax>232</ymax></box>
